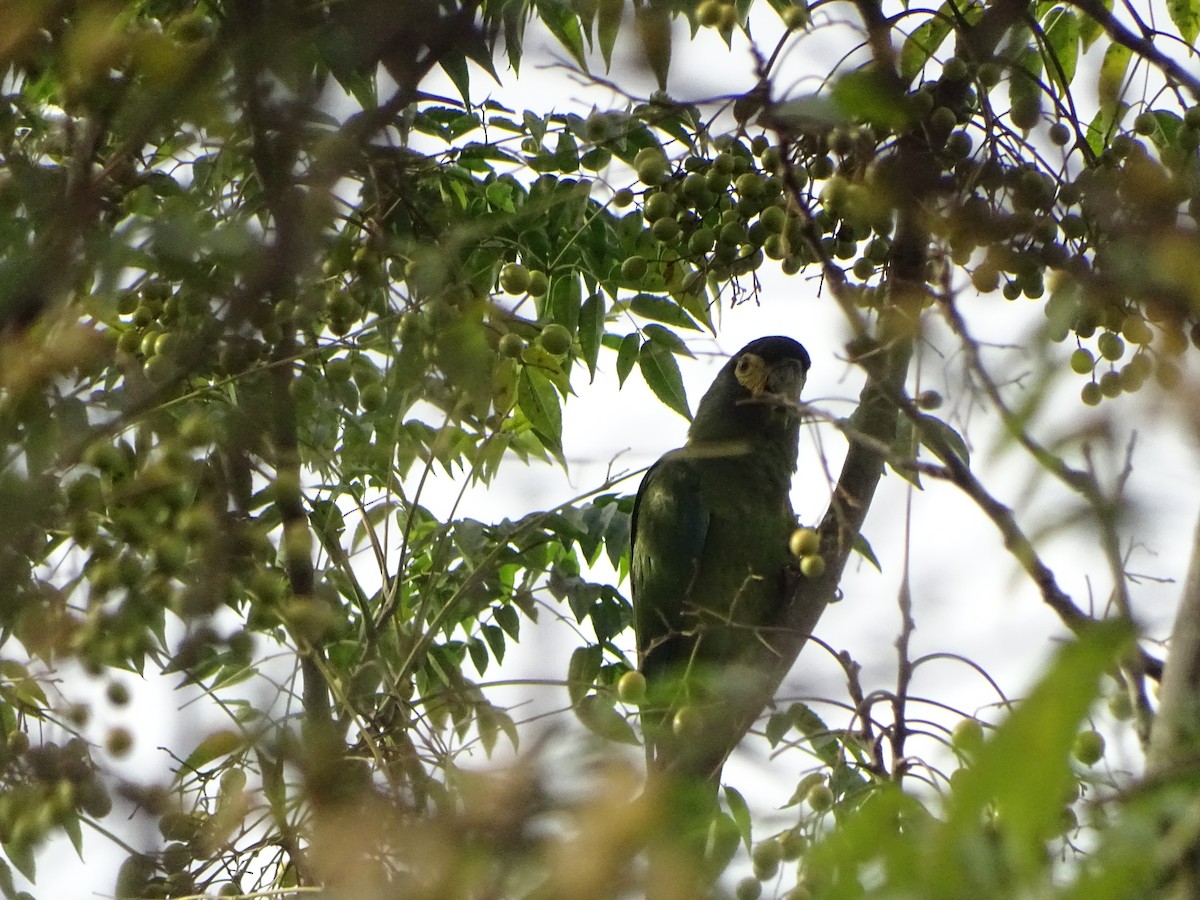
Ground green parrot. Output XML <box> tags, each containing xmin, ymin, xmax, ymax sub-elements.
<box><xmin>631</xmin><ymin>335</ymin><xmax>811</xmax><ymax>789</ymax></box>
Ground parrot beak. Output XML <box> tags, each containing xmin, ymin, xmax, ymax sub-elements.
<box><xmin>765</xmin><ymin>357</ymin><xmax>807</xmax><ymax>402</ymax></box>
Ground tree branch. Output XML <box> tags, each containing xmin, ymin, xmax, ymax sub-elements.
<box><xmin>1147</xmin><ymin>514</ymin><xmax>1200</xmax><ymax>775</ymax></box>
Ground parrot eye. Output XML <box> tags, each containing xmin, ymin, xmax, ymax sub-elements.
<box><xmin>735</xmin><ymin>356</ymin><xmax>752</xmax><ymax>375</ymax></box>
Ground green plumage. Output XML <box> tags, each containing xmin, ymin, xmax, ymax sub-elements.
<box><xmin>631</xmin><ymin>336</ymin><xmax>810</xmax><ymax>786</ymax></box>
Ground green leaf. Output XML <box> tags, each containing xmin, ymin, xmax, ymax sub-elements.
<box><xmin>183</xmin><ymin>729</ymin><xmax>243</xmax><ymax>772</ymax></box>
<box><xmin>639</xmin><ymin>340</ymin><xmax>691</xmax><ymax>420</ymax></box>
<box><xmin>852</xmin><ymin>533</ymin><xmax>882</xmax><ymax>572</ymax></box>
<box><xmin>1085</xmin><ymin>100</ymin><xmax>1128</xmax><ymax>157</ymax></box>
<box><xmin>706</xmin><ymin>813</ymin><xmax>742</xmax><ymax>876</ymax></box>
<box><xmin>476</xmin><ymin>702</ymin><xmax>516</xmax><ymax>756</ymax></box>
<box><xmin>788</xmin><ymin>703</ymin><xmax>839</xmax><ymax>767</ymax></box>
<box><xmin>635</xmin><ymin>4</ymin><xmax>672</xmax><ymax>89</ymax></box>
<box><xmin>898</xmin><ymin>0</ymin><xmax>959</xmax><ymax>84</ymax></box>
<box><xmin>495</xmin><ymin>603</ymin><xmax>521</xmax><ymax>640</ymax></box>
<box><xmin>642</xmin><ymin>323</ymin><xmax>693</xmax><ymax>357</ymax></box>
<box><xmin>567</xmin><ymin>645</ymin><xmax>602</xmax><ymax>705</ymax></box>
<box><xmin>482</xmin><ymin>624</ymin><xmax>506</xmax><ymax>665</ymax></box>
<box><xmin>1042</xmin><ymin>8</ymin><xmax>1080</xmax><ymax>91</ymax></box>
<box><xmin>548</xmin><ymin>273</ymin><xmax>583</xmax><ymax>333</ymax></box>
<box><xmin>831</xmin><ymin>69</ymin><xmax>910</xmax><ymax>129</ymax></box>
<box><xmin>1097</xmin><ymin>41</ymin><xmax>1132</xmax><ymax>110</ymax></box>
<box><xmin>575</xmin><ymin>692</ymin><xmax>640</xmax><ymax>744</ymax></box>
<box><xmin>3</xmin><ymin>839</ymin><xmax>34</xmax><ymax>882</ymax></box>
<box><xmin>537</xmin><ymin>0</ymin><xmax>589</xmax><ymax>69</ymax></box>
<box><xmin>767</xmin><ymin>94</ymin><xmax>846</xmax><ymax>130</ymax></box>
<box><xmin>724</xmin><ymin>786</ymin><xmax>753</xmax><ymax>850</ymax></box>
<box><xmin>439</xmin><ymin>53</ymin><xmax>472</xmax><ymax>104</ymax></box>
<box><xmin>1147</xmin><ymin>110</ymin><xmax>1184</xmax><ymax>153</ymax></box>
<box><xmin>468</xmin><ymin>636</ymin><xmax>489</xmax><ymax>675</ymax></box>
<box><xmin>598</xmin><ymin>0</ymin><xmax>624</xmax><ymax>70</ymax></box>
<box><xmin>1078</xmin><ymin>0</ymin><xmax>1110</xmax><ymax>49</ymax></box>
<box><xmin>578</xmin><ymin>292</ymin><xmax>605</xmax><ymax>380</ymax></box>
<box><xmin>1168</xmin><ymin>0</ymin><xmax>1200</xmax><ymax>43</ymax></box>
<box><xmin>629</xmin><ymin>293</ymin><xmax>700</xmax><ymax>330</ymax></box>
<box><xmin>518</xmin><ymin>368</ymin><xmax>563</xmax><ymax>454</ymax></box>
<box><xmin>257</xmin><ymin>750</ymin><xmax>286</xmax><ymax>821</ymax></box>
<box><xmin>63</xmin><ymin>810</ymin><xmax>83</xmax><ymax>857</ymax></box>
<box><xmin>616</xmin><ymin>332</ymin><xmax>639</xmax><ymax>386</ymax></box>
<box><xmin>0</xmin><ymin>857</ymin><xmax>15</xmax><ymax>898</ymax></box>
<box><xmin>766</xmin><ymin>711</ymin><xmax>792</xmax><ymax>747</ymax></box>
<box><xmin>916</xmin><ymin>413</ymin><xmax>970</xmax><ymax>467</ymax></box>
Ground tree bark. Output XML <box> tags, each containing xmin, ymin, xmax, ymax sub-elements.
<box><xmin>1143</xmin><ymin>514</ymin><xmax>1200</xmax><ymax>894</ymax></box>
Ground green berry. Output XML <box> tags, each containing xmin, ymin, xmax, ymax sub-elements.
<box><xmin>621</xmin><ymin>256</ymin><xmax>649</xmax><ymax>281</ymax></box>
<box><xmin>1097</xmin><ymin>331</ymin><xmax>1125</xmax><ymax>361</ymax></box>
<box><xmin>673</xmin><ymin>707</ymin><xmax>703</xmax><ymax>739</ymax></box>
<box><xmin>789</xmin><ymin>528</ymin><xmax>819</xmax><ymax>558</ymax></box>
<box><xmin>617</xmin><ymin>671</ymin><xmax>647</xmax><ymax>705</ymax></box>
<box><xmin>499</xmin><ymin>263</ymin><xmax>532</xmax><ymax>294</ymax></box>
<box><xmin>1072</xmin><ymin>729</ymin><xmax>1105</xmax><ymax>766</ymax></box>
<box><xmin>634</xmin><ymin>147</ymin><xmax>669</xmax><ymax>185</ymax></box>
<box><xmin>539</xmin><ymin>323</ymin><xmax>572</xmax><ymax>356</ymax></box>
<box><xmin>527</xmin><ymin>270</ymin><xmax>549</xmax><ymax>297</ymax></box>
<box><xmin>498</xmin><ymin>333</ymin><xmax>524</xmax><ymax>359</ymax></box>
<box><xmin>644</xmin><ymin>191</ymin><xmax>675</xmax><ymax>221</ymax></box>
<box><xmin>806</xmin><ymin>783</ymin><xmax>834</xmax><ymax>811</ymax></box>
<box><xmin>799</xmin><ymin>554</ymin><xmax>825</xmax><ymax>578</ymax></box>
<box><xmin>1049</xmin><ymin>122</ymin><xmax>1071</xmax><ymax>146</ymax></box>
<box><xmin>1069</xmin><ymin>348</ymin><xmax>1094</xmax><ymax>374</ymax></box>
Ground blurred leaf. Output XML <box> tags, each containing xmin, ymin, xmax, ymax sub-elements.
<box><xmin>3</xmin><ymin>840</ymin><xmax>34</xmax><ymax>882</ymax></box>
<box><xmin>944</xmin><ymin>620</ymin><xmax>1130</xmax><ymax>878</ymax></box>
<box><xmin>598</xmin><ymin>0</ymin><xmax>624</xmax><ymax>69</ymax></box>
<box><xmin>183</xmin><ymin>729</ymin><xmax>243</xmax><ymax>772</ymax></box>
<box><xmin>831</xmin><ymin>69</ymin><xmax>910</xmax><ymax>129</ymax></box>
<box><xmin>1078</xmin><ymin>0</ymin><xmax>1110</xmax><ymax>49</ymax></box>
<box><xmin>537</xmin><ymin>0</ymin><xmax>589</xmax><ymax>69</ymax></box>
<box><xmin>575</xmin><ymin>692</ymin><xmax>639</xmax><ymax>744</ymax></box>
<box><xmin>724</xmin><ymin>785</ymin><xmax>753</xmax><ymax>849</ymax></box>
<box><xmin>1168</xmin><ymin>0</ymin><xmax>1200</xmax><ymax>43</ymax></box>
<box><xmin>1042</xmin><ymin>8</ymin><xmax>1080</xmax><ymax>91</ymax></box>
<box><xmin>916</xmin><ymin>413</ymin><xmax>970</xmax><ymax>467</ymax></box>
<box><xmin>567</xmin><ymin>644</ymin><xmax>602</xmax><ymax>705</ymax></box>
<box><xmin>635</xmin><ymin>3</ymin><xmax>672</xmax><ymax>89</ymax></box>
<box><xmin>0</xmin><ymin>858</ymin><xmax>14</xmax><ymax>898</ymax></box>
<box><xmin>1097</xmin><ymin>41</ymin><xmax>1132</xmax><ymax>110</ymax></box>
<box><xmin>899</xmin><ymin>0</ymin><xmax>961</xmax><ymax>84</ymax></box>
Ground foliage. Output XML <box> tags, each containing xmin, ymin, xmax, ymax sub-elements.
<box><xmin>0</xmin><ymin>0</ymin><xmax>1199</xmax><ymax>897</ymax></box>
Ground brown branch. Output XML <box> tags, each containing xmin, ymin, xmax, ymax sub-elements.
<box><xmin>1145</xmin><ymin>513</ymin><xmax>1200</xmax><ymax>897</ymax></box>
<box><xmin>1148</xmin><ymin>515</ymin><xmax>1200</xmax><ymax>774</ymax></box>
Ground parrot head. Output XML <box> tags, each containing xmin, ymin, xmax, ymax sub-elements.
<box><xmin>730</xmin><ymin>336</ymin><xmax>810</xmax><ymax>405</ymax></box>
<box><xmin>688</xmin><ymin>336</ymin><xmax>810</xmax><ymax>447</ymax></box>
